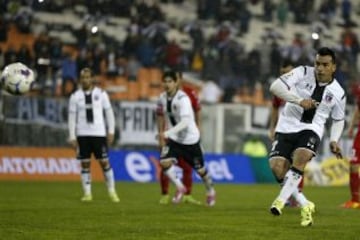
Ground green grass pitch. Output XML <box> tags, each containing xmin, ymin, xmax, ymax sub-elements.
<box><xmin>1</xmin><ymin>181</ymin><xmax>360</xmax><ymax>240</ymax></box>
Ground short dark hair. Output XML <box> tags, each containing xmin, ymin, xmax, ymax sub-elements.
<box><xmin>317</xmin><ymin>47</ymin><xmax>336</xmax><ymax>63</ymax></box>
<box><xmin>162</xmin><ymin>70</ymin><xmax>180</xmax><ymax>82</ymax></box>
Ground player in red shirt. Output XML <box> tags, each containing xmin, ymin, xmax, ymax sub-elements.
<box><xmin>268</xmin><ymin>59</ymin><xmax>304</xmax><ymax>207</ymax></box>
<box><xmin>341</xmin><ymin>84</ymin><xmax>360</xmax><ymax>208</ymax></box>
<box><xmin>157</xmin><ymin>72</ymin><xmax>202</xmax><ymax>205</ymax></box>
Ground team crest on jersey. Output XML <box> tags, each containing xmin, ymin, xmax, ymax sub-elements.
<box><xmin>324</xmin><ymin>92</ymin><xmax>333</xmax><ymax>102</ymax></box>
<box><xmin>305</xmin><ymin>83</ymin><xmax>312</xmax><ymax>91</ymax></box>
<box><xmin>94</xmin><ymin>94</ymin><xmax>99</xmax><ymax>101</ymax></box>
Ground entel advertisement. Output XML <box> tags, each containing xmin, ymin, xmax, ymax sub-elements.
<box><xmin>0</xmin><ymin>147</ymin><xmax>255</xmax><ymax>183</ymax></box>
<box><xmin>109</xmin><ymin>150</ymin><xmax>255</xmax><ymax>183</ymax></box>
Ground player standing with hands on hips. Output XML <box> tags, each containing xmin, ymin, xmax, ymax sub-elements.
<box><xmin>156</xmin><ymin>70</ymin><xmax>216</xmax><ymax>206</ymax></box>
<box><xmin>68</xmin><ymin>68</ymin><xmax>120</xmax><ymax>203</ymax></box>
<box><xmin>269</xmin><ymin>47</ymin><xmax>346</xmax><ymax>226</ymax></box>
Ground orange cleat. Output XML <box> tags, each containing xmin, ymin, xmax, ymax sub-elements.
<box><xmin>340</xmin><ymin>200</ymin><xmax>360</xmax><ymax>209</ymax></box>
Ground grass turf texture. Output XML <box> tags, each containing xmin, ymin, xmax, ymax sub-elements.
<box><xmin>0</xmin><ymin>182</ymin><xmax>359</xmax><ymax>240</ymax></box>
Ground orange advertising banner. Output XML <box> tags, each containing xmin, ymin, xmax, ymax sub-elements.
<box><xmin>0</xmin><ymin>147</ymin><xmax>104</xmax><ymax>181</ymax></box>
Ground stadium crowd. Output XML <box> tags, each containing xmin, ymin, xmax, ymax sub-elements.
<box><xmin>0</xmin><ymin>0</ymin><xmax>359</xmax><ymax>103</ymax></box>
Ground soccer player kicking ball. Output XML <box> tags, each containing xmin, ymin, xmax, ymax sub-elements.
<box><xmin>269</xmin><ymin>59</ymin><xmax>305</xmax><ymax>208</ymax></box>
<box><xmin>156</xmin><ymin>70</ymin><xmax>216</xmax><ymax>206</ymax></box>
<box><xmin>269</xmin><ymin>47</ymin><xmax>346</xmax><ymax>226</ymax></box>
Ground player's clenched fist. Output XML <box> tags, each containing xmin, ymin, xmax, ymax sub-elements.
<box><xmin>299</xmin><ymin>99</ymin><xmax>318</xmax><ymax>110</ymax></box>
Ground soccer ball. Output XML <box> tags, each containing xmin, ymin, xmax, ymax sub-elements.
<box><xmin>1</xmin><ymin>62</ymin><xmax>35</xmax><ymax>95</ymax></box>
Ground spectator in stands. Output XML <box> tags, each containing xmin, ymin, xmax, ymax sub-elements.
<box><xmin>137</xmin><ymin>38</ymin><xmax>156</xmax><ymax>68</ymax></box>
<box><xmin>199</xmin><ymin>78</ymin><xmax>223</xmax><ymax>104</ymax></box>
<box><xmin>0</xmin><ymin>16</ymin><xmax>8</xmax><ymax>42</ymax></box>
<box><xmin>4</xmin><ymin>44</ymin><xmax>17</xmax><ymax>66</ymax></box>
<box><xmin>239</xmin><ymin>4</ymin><xmax>251</xmax><ymax>35</ymax></box>
<box><xmin>341</xmin><ymin>0</ymin><xmax>352</xmax><ymax>25</ymax></box>
<box><xmin>125</xmin><ymin>54</ymin><xmax>142</xmax><ymax>81</ymax></box>
<box><xmin>105</xmin><ymin>46</ymin><xmax>119</xmax><ymax>78</ymax></box>
<box><xmin>263</xmin><ymin>0</ymin><xmax>274</xmax><ymax>22</ymax></box>
<box><xmin>340</xmin><ymin>25</ymin><xmax>359</xmax><ymax>68</ymax></box>
<box><xmin>61</xmin><ymin>52</ymin><xmax>78</xmax><ymax>96</ymax></box>
<box><xmin>49</xmin><ymin>37</ymin><xmax>63</xmax><ymax>72</ymax></box>
<box><xmin>74</xmin><ymin>24</ymin><xmax>88</xmax><ymax>49</ymax></box>
<box><xmin>276</xmin><ymin>0</ymin><xmax>289</xmax><ymax>27</ymax></box>
<box><xmin>163</xmin><ymin>39</ymin><xmax>183</xmax><ymax>70</ymax></box>
<box><xmin>17</xmin><ymin>44</ymin><xmax>32</xmax><ymax>67</ymax></box>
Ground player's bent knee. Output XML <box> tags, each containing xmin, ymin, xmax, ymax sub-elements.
<box><xmin>81</xmin><ymin>160</ymin><xmax>91</xmax><ymax>169</ymax></box>
<box><xmin>160</xmin><ymin>158</ymin><xmax>173</xmax><ymax>169</ymax></box>
<box><xmin>269</xmin><ymin>157</ymin><xmax>286</xmax><ymax>170</ymax></box>
<box><xmin>99</xmin><ymin>159</ymin><xmax>110</xmax><ymax>168</ymax></box>
<box><xmin>196</xmin><ymin>167</ymin><xmax>206</xmax><ymax>176</ymax></box>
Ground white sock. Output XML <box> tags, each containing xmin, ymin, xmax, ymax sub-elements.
<box><xmin>104</xmin><ymin>167</ymin><xmax>116</xmax><ymax>193</ymax></box>
<box><xmin>81</xmin><ymin>169</ymin><xmax>91</xmax><ymax>195</ymax></box>
<box><xmin>292</xmin><ymin>190</ymin><xmax>309</xmax><ymax>207</ymax></box>
<box><xmin>164</xmin><ymin>165</ymin><xmax>185</xmax><ymax>190</ymax></box>
<box><xmin>277</xmin><ymin>168</ymin><xmax>303</xmax><ymax>203</ymax></box>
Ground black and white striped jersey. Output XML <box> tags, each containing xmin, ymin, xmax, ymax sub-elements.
<box><xmin>275</xmin><ymin>66</ymin><xmax>346</xmax><ymax>139</ymax></box>
<box><xmin>68</xmin><ymin>87</ymin><xmax>113</xmax><ymax>137</ymax></box>
<box><xmin>157</xmin><ymin>90</ymin><xmax>200</xmax><ymax>144</ymax></box>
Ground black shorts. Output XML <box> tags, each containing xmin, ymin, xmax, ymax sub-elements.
<box><xmin>77</xmin><ymin>136</ymin><xmax>108</xmax><ymax>160</ymax></box>
<box><xmin>160</xmin><ymin>139</ymin><xmax>204</xmax><ymax>170</ymax></box>
<box><xmin>269</xmin><ymin>130</ymin><xmax>320</xmax><ymax>163</ymax></box>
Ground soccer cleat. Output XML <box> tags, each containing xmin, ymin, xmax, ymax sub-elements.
<box><xmin>307</xmin><ymin>200</ymin><xmax>316</xmax><ymax>213</ymax></box>
<box><xmin>159</xmin><ymin>195</ymin><xmax>170</xmax><ymax>205</ymax></box>
<box><xmin>206</xmin><ymin>190</ymin><xmax>216</xmax><ymax>207</ymax></box>
<box><xmin>109</xmin><ymin>191</ymin><xmax>120</xmax><ymax>203</ymax></box>
<box><xmin>183</xmin><ymin>195</ymin><xmax>202</xmax><ymax>205</ymax></box>
<box><xmin>300</xmin><ymin>204</ymin><xmax>314</xmax><ymax>227</ymax></box>
<box><xmin>270</xmin><ymin>199</ymin><xmax>285</xmax><ymax>216</ymax></box>
<box><xmin>81</xmin><ymin>194</ymin><xmax>93</xmax><ymax>202</ymax></box>
<box><xmin>172</xmin><ymin>187</ymin><xmax>187</xmax><ymax>204</ymax></box>
<box><xmin>340</xmin><ymin>200</ymin><xmax>360</xmax><ymax>209</ymax></box>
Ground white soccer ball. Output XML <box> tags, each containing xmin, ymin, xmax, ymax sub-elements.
<box><xmin>1</xmin><ymin>62</ymin><xmax>35</xmax><ymax>95</ymax></box>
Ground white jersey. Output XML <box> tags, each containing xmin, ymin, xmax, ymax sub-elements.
<box><xmin>68</xmin><ymin>87</ymin><xmax>113</xmax><ymax>137</ymax></box>
<box><xmin>157</xmin><ymin>89</ymin><xmax>200</xmax><ymax>144</ymax></box>
<box><xmin>275</xmin><ymin>66</ymin><xmax>346</xmax><ymax>139</ymax></box>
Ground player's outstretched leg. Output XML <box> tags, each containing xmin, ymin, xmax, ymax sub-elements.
<box><xmin>270</xmin><ymin>167</ymin><xmax>303</xmax><ymax>215</ymax></box>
